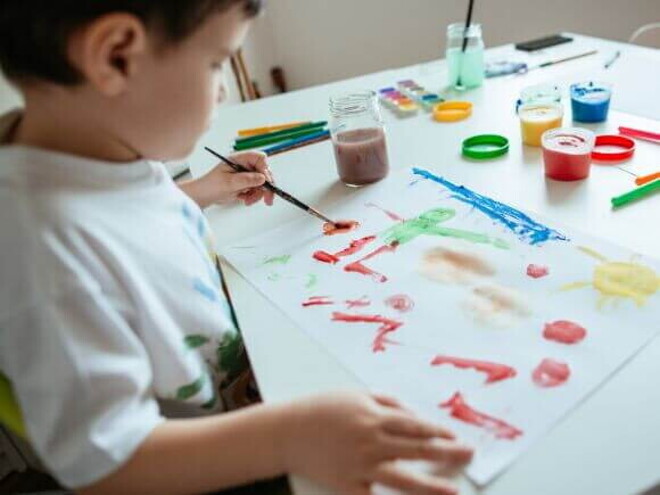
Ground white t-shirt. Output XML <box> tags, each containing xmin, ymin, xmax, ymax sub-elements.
<box><xmin>0</xmin><ymin>111</ymin><xmax>244</xmax><ymax>488</ymax></box>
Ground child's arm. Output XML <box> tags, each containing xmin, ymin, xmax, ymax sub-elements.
<box><xmin>78</xmin><ymin>392</ymin><xmax>473</xmax><ymax>495</ymax></box>
<box><xmin>177</xmin><ymin>151</ymin><xmax>275</xmax><ymax>209</ymax></box>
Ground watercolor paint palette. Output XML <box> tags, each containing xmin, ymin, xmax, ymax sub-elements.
<box><xmin>378</xmin><ymin>87</ymin><xmax>420</xmax><ymax>117</ymax></box>
<box><xmin>397</xmin><ymin>79</ymin><xmax>444</xmax><ymax>111</ymax></box>
<box><xmin>222</xmin><ymin>167</ymin><xmax>659</xmax><ymax>486</ymax></box>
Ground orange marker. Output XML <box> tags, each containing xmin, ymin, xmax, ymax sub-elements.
<box><xmin>635</xmin><ymin>171</ymin><xmax>660</xmax><ymax>186</ymax></box>
<box><xmin>237</xmin><ymin>121</ymin><xmax>309</xmax><ymax>137</ymax></box>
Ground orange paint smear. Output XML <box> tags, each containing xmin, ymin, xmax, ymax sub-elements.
<box><xmin>323</xmin><ymin>220</ymin><xmax>360</xmax><ymax>236</ymax></box>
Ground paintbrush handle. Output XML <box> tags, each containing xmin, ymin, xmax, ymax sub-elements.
<box><xmin>203</xmin><ymin>147</ymin><xmax>334</xmax><ymax>224</ymax></box>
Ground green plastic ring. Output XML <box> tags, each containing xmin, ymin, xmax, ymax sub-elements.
<box><xmin>462</xmin><ymin>134</ymin><xmax>509</xmax><ymax>160</ymax></box>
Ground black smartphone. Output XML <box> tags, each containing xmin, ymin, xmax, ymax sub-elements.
<box><xmin>515</xmin><ymin>35</ymin><xmax>573</xmax><ymax>52</ymax></box>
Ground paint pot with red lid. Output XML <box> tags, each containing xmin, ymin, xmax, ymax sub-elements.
<box><xmin>541</xmin><ymin>127</ymin><xmax>595</xmax><ymax>181</ymax></box>
<box><xmin>592</xmin><ymin>134</ymin><xmax>635</xmax><ymax>162</ymax></box>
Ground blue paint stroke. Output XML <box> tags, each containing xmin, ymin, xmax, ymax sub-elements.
<box><xmin>193</xmin><ymin>277</ymin><xmax>219</xmax><ymax>303</ymax></box>
<box><xmin>412</xmin><ymin>168</ymin><xmax>568</xmax><ymax>245</ymax></box>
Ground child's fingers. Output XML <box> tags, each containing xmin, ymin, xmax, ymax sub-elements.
<box><xmin>373</xmin><ymin>394</ymin><xmax>405</xmax><ymax>410</ymax></box>
<box><xmin>372</xmin><ymin>463</ymin><xmax>459</xmax><ymax>495</ymax></box>
<box><xmin>381</xmin><ymin>414</ymin><xmax>456</xmax><ymax>440</ymax></box>
<box><xmin>241</xmin><ymin>189</ymin><xmax>264</xmax><ymax>206</ymax></box>
<box><xmin>230</xmin><ymin>151</ymin><xmax>274</xmax><ymax>183</ymax></box>
<box><xmin>228</xmin><ymin>172</ymin><xmax>266</xmax><ymax>192</ymax></box>
<box><xmin>264</xmin><ymin>189</ymin><xmax>275</xmax><ymax>206</ymax></box>
<box><xmin>381</xmin><ymin>437</ymin><xmax>473</xmax><ymax>464</ymax></box>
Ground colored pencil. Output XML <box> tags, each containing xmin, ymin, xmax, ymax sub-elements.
<box><xmin>236</xmin><ymin>121</ymin><xmax>327</xmax><ymax>144</ymax></box>
<box><xmin>611</xmin><ymin>179</ymin><xmax>660</xmax><ymax>208</ymax></box>
<box><xmin>204</xmin><ymin>146</ymin><xmax>335</xmax><ymax>224</ymax></box>
<box><xmin>262</xmin><ymin>130</ymin><xmax>330</xmax><ymax>156</ymax></box>
<box><xmin>234</xmin><ymin>122</ymin><xmax>328</xmax><ymax>150</ymax></box>
<box><xmin>238</xmin><ymin>121</ymin><xmax>309</xmax><ymax>137</ymax></box>
<box><xmin>264</xmin><ymin>133</ymin><xmax>331</xmax><ymax>156</ymax></box>
<box><xmin>635</xmin><ymin>171</ymin><xmax>660</xmax><ymax>186</ymax></box>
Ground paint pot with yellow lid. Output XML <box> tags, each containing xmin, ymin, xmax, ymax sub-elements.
<box><xmin>433</xmin><ymin>101</ymin><xmax>473</xmax><ymax>122</ymax></box>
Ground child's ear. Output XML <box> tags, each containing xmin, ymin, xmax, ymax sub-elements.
<box><xmin>68</xmin><ymin>13</ymin><xmax>147</xmax><ymax>96</ymax></box>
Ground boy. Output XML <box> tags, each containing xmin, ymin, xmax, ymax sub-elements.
<box><xmin>0</xmin><ymin>1</ymin><xmax>473</xmax><ymax>494</ymax></box>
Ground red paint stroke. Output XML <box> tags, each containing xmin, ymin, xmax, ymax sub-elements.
<box><xmin>532</xmin><ymin>358</ymin><xmax>570</xmax><ymax>387</ymax></box>
<box><xmin>302</xmin><ymin>296</ymin><xmax>335</xmax><ymax>307</ymax></box>
<box><xmin>365</xmin><ymin>202</ymin><xmax>405</xmax><ymax>222</ymax></box>
<box><xmin>543</xmin><ymin>320</ymin><xmax>587</xmax><ymax>344</ymax></box>
<box><xmin>312</xmin><ymin>236</ymin><xmax>376</xmax><ymax>265</ymax></box>
<box><xmin>335</xmin><ymin>236</ymin><xmax>377</xmax><ymax>257</ymax></box>
<box><xmin>323</xmin><ymin>220</ymin><xmax>360</xmax><ymax>236</ymax></box>
<box><xmin>385</xmin><ymin>294</ymin><xmax>415</xmax><ymax>313</ymax></box>
<box><xmin>431</xmin><ymin>356</ymin><xmax>517</xmax><ymax>384</ymax></box>
<box><xmin>345</xmin><ymin>296</ymin><xmax>371</xmax><ymax>309</ymax></box>
<box><xmin>331</xmin><ymin>312</ymin><xmax>402</xmax><ymax>352</ymax></box>
<box><xmin>526</xmin><ymin>264</ymin><xmax>549</xmax><ymax>279</ymax></box>
<box><xmin>313</xmin><ymin>251</ymin><xmax>340</xmax><ymax>264</ymax></box>
<box><xmin>344</xmin><ymin>242</ymin><xmax>399</xmax><ymax>283</ymax></box>
<box><xmin>440</xmin><ymin>392</ymin><xmax>523</xmax><ymax>440</ymax></box>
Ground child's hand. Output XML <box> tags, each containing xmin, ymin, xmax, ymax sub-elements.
<box><xmin>206</xmin><ymin>151</ymin><xmax>275</xmax><ymax>206</ymax></box>
<box><xmin>282</xmin><ymin>391</ymin><xmax>473</xmax><ymax>495</ymax></box>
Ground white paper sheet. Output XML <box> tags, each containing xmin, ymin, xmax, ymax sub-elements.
<box><xmin>221</xmin><ymin>167</ymin><xmax>660</xmax><ymax>485</ymax></box>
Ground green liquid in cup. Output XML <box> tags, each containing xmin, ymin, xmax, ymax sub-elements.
<box><xmin>447</xmin><ymin>47</ymin><xmax>484</xmax><ymax>90</ymax></box>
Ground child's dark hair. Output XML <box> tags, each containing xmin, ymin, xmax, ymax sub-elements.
<box><xmin>0</xmin><ymin>0</ymin><xmax>262</xmax><ymax>85</ymax></box>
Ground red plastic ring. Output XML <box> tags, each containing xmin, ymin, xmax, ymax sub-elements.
<box><xmin>592</xmin><ymin>134</ymin><xmax>635</xmax><ymax>162</ymax></box>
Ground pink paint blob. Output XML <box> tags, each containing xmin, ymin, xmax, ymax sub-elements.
<box><xmin>345</xmin><ymin>296</ymin><xmax>371</xmax><ymax>309</ymax></box>
<box><xmin>331</xmin><ymin>311</ymin><xmax>402</xmax><ymax>352</ymax></box>
<box><xmin>431</xmin><ymin>356</ymin><xmax>517</xmax><ymax>384</ymax></box>
<box><xmin>302</xmin><ymin>296</ymin><xmax>334</xmax><ymax>307</ymax></box>
<box><xmin>440</xmin><ymin>392</ymin><xmax>523</xmax><ymax>440</ymax></box>
<box><xmin>385</xmin><ymin>294</ymin><xmax>414</xmax><ymax>313</ymax></box>
<box><xmin>526</xmin><ymin>264</ymin><xmax>549</xmax><ymax>279</ymax></box>
<box><xmin>365</xmin><ymin>202</ymin><xmax>405</xmax><ymax>222</ymax></box>
<box><xmin>532</xmin><ymin>358</ymin><xmax>571</xmax><ymax>387</ymax></box>
<box><xmin>543</xmin><ymin>320</ymin><xmax>587</xmax><ymax>344</ymax></box>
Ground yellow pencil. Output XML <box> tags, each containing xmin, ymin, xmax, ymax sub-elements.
<box><xmin>237</xmin><ymin>121</ymin><xmax>310</xmax><ymax>138</ymax></box>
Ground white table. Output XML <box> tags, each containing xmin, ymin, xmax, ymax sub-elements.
<box><xmin>189</xmin><ymin>34</ymin><xmax>660</xmax><ymax>495</ymax></box>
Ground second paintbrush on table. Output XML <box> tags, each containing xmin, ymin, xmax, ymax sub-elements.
<box><xmin>204</xmin><ymin>146</ymin><xmax>336</xmax><ymax>225</ymax></box>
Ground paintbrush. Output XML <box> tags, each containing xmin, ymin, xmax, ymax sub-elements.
<box><xmin>456</xmin><ymin>0</ymin><xmax>476</xmax><ymax>88</ymax></box>
<box><xmin>204</xmin><ymin>146</ymin><xmax>335</xmax><ymax>224</ymax></box>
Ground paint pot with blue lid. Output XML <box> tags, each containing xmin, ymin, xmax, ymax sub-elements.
<box><xmin>570</xmin><ymin>81</ymin><xmax>612</xmax><ymax>123</ymax></box>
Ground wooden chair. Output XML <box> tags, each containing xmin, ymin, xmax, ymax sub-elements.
<box><xmin>229</xmin><ymin>49</ymin><xmax>259</xmax><ymax>102</ymax></box>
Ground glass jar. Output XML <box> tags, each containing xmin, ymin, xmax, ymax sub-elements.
<box><xmin>329</xmin><ymin>91</ymin><xmax>390</xmax><ymax>187</ymax></box>
<box><xmin>446</xmin><ymin>23</ymin><xmax>485</xmax><ymax>90</ymax></box>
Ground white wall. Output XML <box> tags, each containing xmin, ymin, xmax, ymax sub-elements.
<box><xmin>244</xmin><ymin>0</ymin><xmax>659</xmax><ymax>93</ymax></box>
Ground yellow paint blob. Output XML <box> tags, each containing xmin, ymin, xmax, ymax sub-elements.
<box><xmin>593</xmin><ymin>262</ymin><xmax>659</xmax><ymax>307</ymax></box>
<box><xmin>562</xmin><ymin>246</ymin><xmax>660</xmax><ymax>308</ymax></box>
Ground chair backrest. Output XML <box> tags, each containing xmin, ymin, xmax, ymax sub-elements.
<box><xmin>629</xmin><ymin>23</ymin><xmax>660</xmax><ymax>48</ymax></box>
<box><xmin>0</xmin><ymin>372</ymin><xmax>26</xmax><ymax>438</ymax></box>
